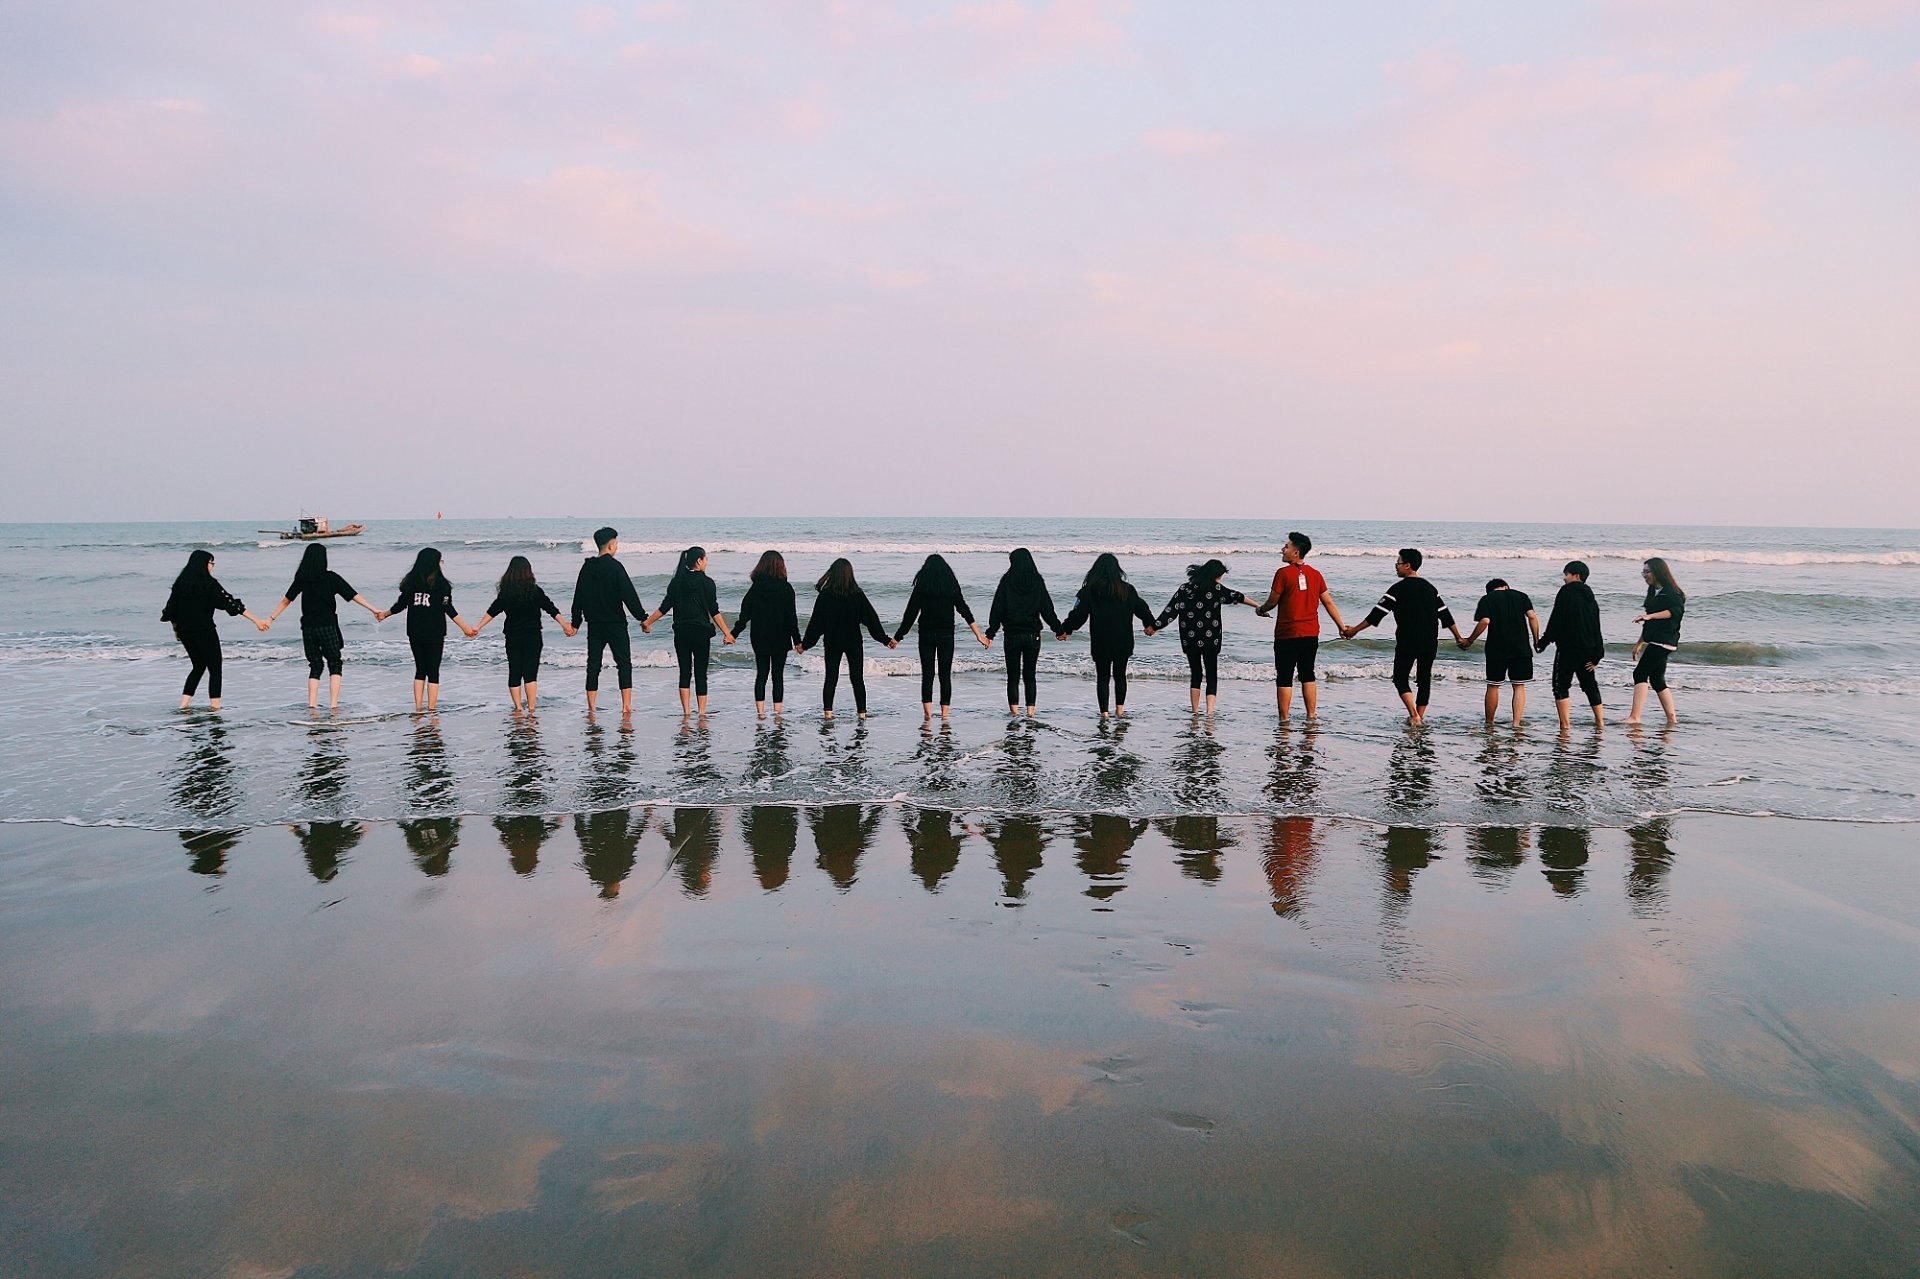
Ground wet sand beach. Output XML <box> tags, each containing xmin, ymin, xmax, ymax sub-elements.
<box><xmin>3</xmin><ymin>810</ymin><xmax>1917</xmax><ymax>1277</ymax></box>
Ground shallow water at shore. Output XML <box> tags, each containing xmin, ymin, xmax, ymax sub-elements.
<box><xmin>3</xmin><ymin>809</ymin><xmax>1917</xmax><ymax>1277</ymax></box>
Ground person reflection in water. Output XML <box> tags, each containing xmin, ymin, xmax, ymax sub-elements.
<box><xmin>399</xmin><ymin>817</ymin><xmax>460</xmax><ymax>878</ymax></box>
<box><xmin>179</xmin><ymin>828</ymin><xmax>243</xmax><ymax>877</ymax></box>
<box><xmin>290</xmin><ymin>819</ymin><xmax>364</xmax><ymax>883</ymax></box>
<box><xmin>1537</xmin><ymin>827</ymin><xmax>1591</xmax><ymax>897</ymax></box>
<box><xmin>576</xmin><ymin>807</ymin><xmax>646</xmax><ymax>899</ymax></box>
<box><xmin>985</xmin><ymin>817</ymin><xmax>1046</xmax><ymax>901</ymax></box>
<box><xmin>906</xmin><ymin>808</ymin><xmax>971</xmax><ymax>892</ymax></box>
<box><xmin>172</xmin><ymin>718</ymin><xmax>239</xmax><ymax>823</ymax></box>
<box><xmin>1263</xmin><ymin>816</ymin><xmax>1321</xmax><ymax>918</ymax></box>
<box><xmin>660</xmin><ymin>808</ymin><xmax>720</xmax><ymax>898</ymax></box>
<box><xmin>811</xmin><ymin>804</ymin><xmax>881</xmax><ymax>891</ymax></box>
<box><xmin>495</xmin><ymin>815</ymin><xmax>560</xmax><ymax>877</ymax></box>
<box><xmin>1465</xmin><ymin>827</ymin><xmax>1529</xmax><ymax>890</ymax></box>
<box><xmin>1161</xmin><ymin>815</ymin><xmax>1231</xmax><ymax>884</ymax></box>
<box><xmin>1075</xmin><ymin>813</ymin><xmax>1147</xmax><ymax>902</ymax></box>
<box><xmin>741</xmin><ymin>806</ymin><xmax>798</xmax><ymax>892</ymax></box>
<box><xmin>1626</xmin><ymin>819</ymin><xmax>1675</xmax><ymax>915</ymax></box>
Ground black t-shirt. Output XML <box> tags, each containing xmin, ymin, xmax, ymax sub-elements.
<box><xmin>286</xmin><ymin>571</ymin><xmax>356</xmax><ymax>629</ymax></box>
<box><xmin>1367</xmin><ymin>576</ymin><xmax>1455</xmax><ymax>651</ymax></box>
<box><xmin>388</xmin><ymin>582</ymin><xmax>459</xmax><ymax>635</ymax></box>
<box><xmin>1473</xmin><ymin>589</ymin><xmax>1534</xmax><ymax>657</ymax></box>
<box><xmin>486</xmin><ymin>587</ymin><xmax>561</xmax><ymax>637</ymax></box>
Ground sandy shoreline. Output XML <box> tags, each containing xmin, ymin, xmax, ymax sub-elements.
<box><xmin>2</xmin><ymin>810</ymin><xmax>1917</xmax><ymax>1276</ymax></box>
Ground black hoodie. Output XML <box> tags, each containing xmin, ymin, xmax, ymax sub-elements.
<box><xmin>570</xmin><ymin>555</ymin><xmax>647</xmax><ymax>630</ymax></box>
<box><xmin>1539</xmin><ymin>581</ymin><xmax>1605</xmax><ymax>664</ymax></box>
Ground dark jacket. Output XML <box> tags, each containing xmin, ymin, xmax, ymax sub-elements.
<box><xmin>657</xmin><ymin>571</ymin><xmax>721</xmax><ymax>637</ymax></box>
<box><xmin>485</xmin><ymin>587</ymin><xmax>561</xmax><ymax>637</ymax></box>
<box><xmin>1539</xmin><ymin>581</ymin><xmax>1605</xmax><ymax>663</ymax></box>
<box><xmin>162</xmin><ymin>575</ymin><xmax>245</xmax><ymax>634</ymax></box>
<box><xmin>1639</xmin><ymin>588</ymin><xmax>1685</xmax><ymax>648</ymax></box>
<box><xmin>736</xmin><ymin>578</ymin><xmax>802</xmax><ymax>651</ymax></box>
<box><xmin>895</xmin><ymin>583</ymin><xmax>976</xmax><ymax>642</ymax></box>
<box><xmin>387</xmin><ymin>581</ymin><xmax>458</xmax><ymax>636</ymax></box>
<box><xmin>1062</xmin><ymin>583</ymin><xmax>1156</xmax><ymax>659</ymax></box>
<box><xmin>986</xmin><ymin>575</ymin><xmax>1062</xmax><ymax>640</ymax></box>
<box><xmin>803</xmin><ymin>589</ymin><xmax>888</xmax><ymax>649</ymax></box>
<box><xmin>570</xmin><ymin>555</ymin><xmax>647</xmax><ymax>630</ymax></box>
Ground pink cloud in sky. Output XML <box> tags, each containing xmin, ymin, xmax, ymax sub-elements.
<box><xmin>1142</xmin><ymin>127</ymin><xmax>1228</xmax><ymax>156</ymax></box>
<box><xmin>0</xmin><ymin>97</ymin><xmax>211</xmax><ymax>197</ymax></box>
<box><xmin>440</xmin><ymin>165</ymin><xmax>737</xmax><ymax>273</ymax></box>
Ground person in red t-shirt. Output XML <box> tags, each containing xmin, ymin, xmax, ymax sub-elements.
<box><xmin>1253</xmin><ymin>531</ymin><xmax>1349</xmax><ymax>721</ymax></box>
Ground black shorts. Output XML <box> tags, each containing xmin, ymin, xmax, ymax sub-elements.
<box><xmin>1485</xmin><ymin>648</ymin><xmax>1533</xmax><ymax>683</ymax></box>
<box><xmin>1274</xmin><ymin>636</ymin><xmax>1319</xmax><ymax>687</ymax></box>
<box><xmin>1633</xmin><ymin>645</ymin><xmax>1673</xmax><ymax>692</ymax></box>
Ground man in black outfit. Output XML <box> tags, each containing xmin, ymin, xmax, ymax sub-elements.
<box><xmin>1342</xmin><ymin>548</ymin><xmax>1465</xmax><ymax>725</ymax></box>
<box><xmin>1462</xmin><ymin>577</ymin><xmax>1541</xmax><ymax>727</ymax></box>
<box><xmin>570</xmin><ymin>527</ymin><xmax>649</xmax><ymax>717</ymax></box>
<box><xmin>1537</xmin><ymin>560</ymin><xmax>1606</xmax><ymax>733</ymax></box>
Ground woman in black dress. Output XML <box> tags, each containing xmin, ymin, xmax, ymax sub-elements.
<box><xmin>1156</xmin><ymin>558</ymin><xmax>1257</xmax><ymax>716</ymax></box>
<box><xmin>799</xmin><ymin>557</ymin><xmax>894</xmax><ymax>720</ymax></box>
<box><xmin>734</xmin><ymin>550</ymin><xmax>803</xmax><ymax>719</ymax></box>
<box><xmin>895</xmin><ymin>553</ymin><xmax>988</xmax><ymax>722</ymax></box>
<box><xmin>265</xmin><ymin>543</ymin><xmax>380</xmax><ymax>709</ymax></box>
<box><xmin>1057</xmin><ymin>552</ymin><xmax>1157</xmax><ymax>718</ymax></box>
<box><xmin>162</xmin><ymin>549</ymin><xmax>268</xmax><ymax>711</ymax></box>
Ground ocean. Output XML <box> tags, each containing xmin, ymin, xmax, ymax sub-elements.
<box><xmin>1</xmin><ymin>516</ymin><xmax>1916</xmax><ymax>831</ymax></box>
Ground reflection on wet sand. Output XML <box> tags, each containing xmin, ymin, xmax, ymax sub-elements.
<box><xmin>494</xmin><ymin>815</ymin><xmax>560</xmax><ymax>877</ymax></box>
<box><xmin>404</xmin><ymin>718</ymin><xmax>453</xmax><ymax>810</ymax></box>
<box><xmin>811</xmin><ymin>804</ymin><xmax>880</xmax><ymax>891</ymax></box>
<box><xmin>172</xmin><ymin>718</ymin><xmax>238</xmax><ymax>821</ymax></box>
<box><xmin>1386</xmin><ymin>730</ymin><xmax>1438</xmax><ymax>810</ymax></box>
<box><xmin>575</xmin><ymin>807</ymin><xmax>646</xmax><ymax>899</ymax></box>
<box><xmin>910</xmin><ymin>722</ymin><xmax>961</xmax><ymax>796</ymax></box>
<box><xmin>1082</xmin><ymin>717</ymin><xmax>1142</xmax><ymax>803</ymax></box>
<box><xmin>579</xmin><ymin>720</ymin><xmax>637</xmax><ymax>811</ymax></box>
<box><xmin>291</xmin><ymin>820</ymin><xmax>365</xmax><ymax>883</ymax></box>
<box><xmin>905</xmin><ymin>807</ymin><xmax>966</xmax><ymax>892</ymax></box>
<box><xmin>179</xmin><ymin>827</ymin><xmax>242</xmax><ymax>877</ymax></box>
<box><xmin>1159</xmin><ymin>815</ymin><xmax>1233</xmax><ymax>884</ymax></box>
<box><xmin>670</xmin><ymin>721</ymin><xmax>721</xmax><ymax>794</ymax></box>
<box><xmin>659</xmin><ymin>807</ymin><xmax>720</xmax><ymax>898</ymax></box>
<box><xmin>1466</xmin><ymin>825</ymin><xmax>1529</xmax><ymax>889</ymax></box>
<box><xmin>1626</xmin><ymin>818</ymin><xmax>1675</xmax><ymax>915</ymax></box>
<box><xmin>1073</xmin><ymin>813</ymin><xmax>1146</xmax><ymax>902</ymax></box>
<box><xmin>745</xmin><ymin>722</ymin><xmax>793</xmax><ymax>790</ymax></box>
<box><xmin>983</xmin><ymin>816</ymin><xmax>1046</xmax><ymax>902</ymax></box>
<box><xmin>1263</xmin><ymin>815</ymin><xmax>1320</xmax><ymax>918</ymax></box>
<box><xmin>1380</xmin><ymin>825</ymin><xmax>1440</xmax><ymax>907</ymax></box>
<box><xmin>739</xmin><ymin>806</ymin><xmax>796</xmax><ymax>891</ymax></box>
<box><xmin>1537</xmin><ymin>826</ymin><xmax>1592</xmax><ymax>897</ymax></box>
<box><xmin>993</xmin><ymin>723</ymin><xmax>1040</xmax><ymax>810</ymax></box>
<box><xmin>1542</xmin><ymin>730</ymin><xmax>1605</xmax><ymax>820</ymax></box>
<box><xmin>399</xmin><ymin>817</ymin><xmax>460</xmax><ymax>877</ymax></box>
<box><xmin>499</xmin><ymin>719</ymin><xmax>548</xmax><ymax>811</ymax></box>
<box><xmin>1265</xmin><ymin>723</ymin><xmax>1321</xmax><ymax>809</ymax></box>
<box><xmin>297</xmin><ymin>723</ymin><xmax>348</xmax><ymax>811</ymax></box>
<box><xmin>1172</xmin><ymin>721</ymin><xmax>1224</xmax><ymax>810</ymax></box>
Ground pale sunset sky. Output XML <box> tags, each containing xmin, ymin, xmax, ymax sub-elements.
<box><xmin>3</xmin><ymin>1</ymin><xmax>1917</xmax><ymax>525</ymax></box>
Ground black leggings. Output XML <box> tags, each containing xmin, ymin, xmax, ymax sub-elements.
<box><xmin>1003</xmin><ymin>632</ymin><xmax>1040</xmax><ymax>707</ymax></box>
<box><xmin>303</xmin><ymin>624</ymin><xmax>344</xmax><ymax>679</ymax></box>
<box><xmin>1552</xmin><ymin>651</ymin><xmax>1602</xmax><ymax>705</ymax></box>
<box><xmin>1633</xmin><ymin>646</ymin><xmax>1673</xmax><ymax>693</ymax></box>
<box><xmin>1392</xmin><ymin>648</ymin><xmax>1436</xmax><ymax>707</ymax></box>
<box><xmin>585</xmin><ymin>626</ymin><xmax>632</xmax><ymax>692</ymax></box>
<box><xmin>1185</xmin><ymin>648</ymin><xmax>1220</xmax><ymax>695</ymax></box>
<box><xmin>753</xmin><ymin>643</ymin><xmax>787</xmax><ymax>703</ymax></box>
<box><xmin>409</xmin><ymin>630</ymin><xmax>445</xmax><ymax>683</ymax></box>
<box><xmin>675</xmin><ymin>632</ymin><xmax>711</xmax><ymax>695</ymax></box>
<box><xmin>177</xmin><ymin>626</ymin><xmax>222</xmax><ymax>699</ymax></box>
<box><xmin>505</xmin><ymin>633</ymin><xmax>542</xmax><ymax>687</ymax></box>
<box><xmin>919</xmin><ymin>632</ymin><xmax>955</xmax><ymax>706</ymax></box>
<box><xmin>822</xmin><ymin>637</ymin><xmax>867</xmax><ymax>713</ymax></box>
<box><xmin>1093</xmin><ymin>652</ymin><xmax>1130</xmax><ymax>712</ymax></box>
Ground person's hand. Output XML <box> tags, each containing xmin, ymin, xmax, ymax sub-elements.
<box><xmin>372</xmin><ymin>610</ymin><xmax>386</xmax><ymax>622</ymax></box>
<box><xmin>1254</xmin><ymin>606</ymin><xmax>1270</xmax><ymax>617</ymax></box>
<box><xmin>1456</xmin><ymin>636</ymin><xmax>1470</xmax><ymax>650</ymax></box>
<box><xmin>1143</xmin><ymin>626</ymin><xmax>1155</xmax><ymax>637</ymax></box>
<box><xmin>1054</xmin><ymin>632</ymin><xmax>1068</xmax><ymax>642</ymax></box>
<box><xmin>978</xmin><ymin>633</ymin><xmax>990</xmax><ymax>648</ymax></box>
<box><xmin>724</xmin><ymin>633</ymin><xmax>736</xmax><ymax>645</ymax></box>
<box><xmin>256</xmin><ymin>619</ymin><xmax>270</xmax><ymax>632</ymax></box>
<box><xmin>640</xmin><ymin>620</ymin><xmax>651</xmax><ymax>634</ymax></box>
<box><xmin>1631</xmin><ymin>613</ymin><xmax>1648</xmax><ymax>624</ymax></box>
<box><xmin>795</xmin><ymin>643</ymin><xmax>807</xmax><ymax>654</ymax></box>
<box><xmin>1535</xmin><ymin>639</ymin><xmax>1547</xmax><ymax>653</ymax></box>
<box><xmin>466</xmin><ymin>625</ymin><xmax>479</xmax><ymax>638</ymax></box>
<box><xmin>1633</xmin><ymin>642</ymin><xmax>1644</xmax><ymax>660</ymax></box>
<box><xmin>982</xmin><ymin>636</ymin><xmax>993</xmax><ymax>649</ymax></box>
<box><xmin>1584</xmin><ymin>661</ymin><xmax>1597</xmax><ymax>672</ymax></box>
<box><xmin>886</xmin><ymin>638</ymin><xmax>898</xmax><ymax>649</ymax></box>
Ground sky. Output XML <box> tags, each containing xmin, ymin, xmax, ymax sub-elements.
<box><xmin>2</xmin><ymin>0</ymin><xmax>1917</xmax><ymax>526</ymax></box>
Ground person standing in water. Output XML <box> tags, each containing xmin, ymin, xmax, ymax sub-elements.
<box><xmin>1057</xmin><ymin>553</ymin><xmax>1156</xmax><ymax>718</ymax></box>
<box><xmin>162</xmin><ymin>549</ymin><xmax>269</xmax><ymax>711</ymax></box>
<box><xmin>895</xmin><ymin>553</ymin><xmax>988</xmax><ymax>722</ymax></box>
<box><xmin>377</xmin><ymin>548</ymin><xmax>478</xmax><ymax>712</ymax></box>
<box><xmin>985</xmin><ymin>548</ymin><xmax>1063</xmax><ymax>717</ymax></box>
<box><xmin>1156</xmin><ymin>558</ymin><xmax>1257</xmax><ymax>716</ymax></box>
<box><xmin>265</xmin><ymin>543</ymin><xmax>379</xmax><ymax>710</ymax></box>
<box><xmin>570</xmin><ymin>527</ymin><xmax>648</xmax><ymax>718</ymax></box>
<box><xmin>1627</xmin><ymin>557</ymin><xmax>1686</xmax><ymax>726</ymax></box>
<box><xmin>473</xmin><ymin>555</ymin><xmax>576</xmax><ymax>713</ymax></box>
<box><xmin>734</xmin><ymin>550</ymin><xmax>803</xmax><ymax>720</ymax></box>
<box><xmin>644</xmin><ymin>546</ymin><xmax>737</xmax><ymax>720</ymax></box>
<box><xmin>1537</xmin><ymin>560</ymin><xmax>1606</xmax><ymax>732</ymax></box>
<box><xmin>1461</xmin><ymin>577</ymin><xmax>1541</xmax><ymax>727</ymax></box>
<box><xmin>800</xmin><ymin>557</ymin><xmax>894</xmax><ymax>719</ymax></box>
<box><xmin>1253</xmin><ymin>531</ymin><xmax>1348</xmax><ymax>722</ymax></box>
<box><xmin>1342</xmin><ymin>548</ymin><xmax>1465</xmax><ymax>725</ymax></box>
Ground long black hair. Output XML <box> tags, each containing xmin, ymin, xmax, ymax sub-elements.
<box><xmin>1080</xmin><ymin>552</ymin><xmax>1127</xmax><ymax>602</ymax></box>
<box><xmin>912</xmin><ymin>553</ymin><xmax>960</xmax><ymax>600</ymax></box>
<box><xmin>399</xmin><ymin>547</ymin><xmax>445</xmax><ymax>595</ymax></box>
<box><xmin>294</xmin><ymin>542</ymin><xmax>328</xmax><ymax>583</ymax></box>
<box><xmin>1003</xmin><ymin>547</ymin><xmax>1044</xmax><ymax>591</ymax></box>
<box><xmin>497</xmin><ymin>554</ymin><xmax>537</xmax><ymax>599</ymax></box>
<box><xmin>751</xmin><ymin>550</ymin><xmax>787</xmax><ymax>583</ymax></box>
<box><xmin>1644</xmin><ymin>557</ymin><xmax>1684</xmax><ymax>605</ymax></box>
<box><xmin>670</xmin><ymin>545</ymin><xmax>707</xmax><ymax>597</ymax></box>
<box><xmin>816</xmin><ymin>557</ymin><xmax>859</xmax><ymax>596</ymax></box>
<box><xmin>173</xmin><ymin>548</ymin><xmax>215</xmax><ymax>592</ymax></box>
<box><xmin>1185</xmin><ymin>558</ymin><xmax>1228</xmax><ymax>589</ymax></box>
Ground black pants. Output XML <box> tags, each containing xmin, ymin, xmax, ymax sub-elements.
<box><xmin>1185</xmin><ymin>647</ymin><xmax>1220</xmax><ymax>695</ymax></box>
<box><xmin>177</xmin><ymin>626</ymin><xmax>222</xmax><ymax>699</ymax></box>
<box><xmin>822</xmin><ymin>637</ymin><xmax>867</xmax><ymax>713</ymax></box>
<box><xmin>302</xmin><ymin>623</ymin><xmax>344</xmax><ymax>679</ymax></box>
<box><xmin>1093</xmin><ymin>652</ymin><xmax>1130</xmax><ymax>712</ymax></box>
<box><xmin>919</xmin><ymin>632</ymin><xmax>955</xmax><ymax>706</ymax></box>
<box><xmin>1633</xmin><ymin>646</ymin><xmax>1672</xmax><ymax>693</ymax></box>
<box><xmin>1003</xmin><ymin>632</ymin><xmax>1040</xmax><ymax>707</ymax></box>
<box><xmin>505</xmin><ymin>633</ymin><xmax>542</xmax><ymax>687</ymax></box>
<box><xmin>1392</xmin><ymin>647</ymin><xmax>1437</xmax><ymax>706</ymax></box>
<box><xmin>1552</xmin><ymin>650</ymin><xmax>1602</xmax><ymax>705</ymax></box>
<box><xmin>585</xmin><ymin>625</ymin><xmax>632</xmax><ymax>692</ymax></box>
<box><xmin>409</xmin><ymin>630</ymin><xmax>445</xmax><ymax>683</ymax></box>
<box><xmin>753</xmin><ymin>642</ymin><xmax>787</xmax><ymax>703</ymax></box>
<box><xmin>675</xmin><ymin>631</ymin><xmax>711</xmax><ymax>695</ymax></box>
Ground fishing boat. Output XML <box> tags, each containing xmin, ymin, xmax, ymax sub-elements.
<box><xmin>259</xmin><ymin>515</ymin><xmax>365</xmax><ymax>541</ymax></box>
